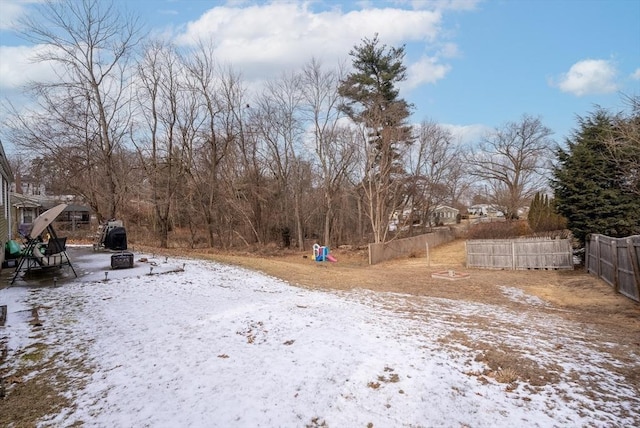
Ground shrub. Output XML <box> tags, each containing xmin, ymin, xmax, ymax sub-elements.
<box><xmin>467</xmin><ymin>220</ymin><xmax>532</xmax><ymax>239</ymax></box>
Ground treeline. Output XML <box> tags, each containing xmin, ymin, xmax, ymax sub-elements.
<box><xmin>3</xmin><ymin>1</ymin><xmax>638</xmax><ymax>249</ymax></box>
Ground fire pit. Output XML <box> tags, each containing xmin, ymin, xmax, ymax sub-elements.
<box><xmin>431</xmin><ymin>270</ymin><xmax>470</xmax><ymax>281</ymax></box>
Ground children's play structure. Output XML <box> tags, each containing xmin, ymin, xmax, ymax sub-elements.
<box><xmin>312</xmin><ymin>244</ymin><xmax>337</xmax><ymax>262</ymax></box>
<box><xmin>10</xmin><ymin>203</ymin><xmax>77</xmax><ymax>284</ymax></box>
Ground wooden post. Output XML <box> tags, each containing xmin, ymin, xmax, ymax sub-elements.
<box><xmin>611</xmin><ymin>238</ymin><xmax>619</xmax><ymax>292</ymax></box>
<box><xmin>595</xmin><ymin>235</ymin><xmax>601</xmax><ymax>277</ymax></box>
<box><xmin>426</xmin><ymin>242</ymin><xmax>430</xmax><ymax>267</ymax></box>
<box><xmin>585</xmin><ymin>235</ymin><xmax>591</xmax><ymax>273</ymax></box>
<box><xmin>627</xmin><ymin>237</ymin><xmax>640</xmax><ymax>300</ymax></box>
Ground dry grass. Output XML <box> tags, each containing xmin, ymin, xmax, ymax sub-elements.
<box><xmin>2</xmin><ymin>238</ymin><xmax>639</xmax><ymax>426</ymax></box>
<box><xmin>187</xmin><ymin>238</ymin><xmax>640</xmax><ymax>398</ymax></box>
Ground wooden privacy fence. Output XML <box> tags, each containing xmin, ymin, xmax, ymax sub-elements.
<box><xmin>466</xmin><ymin>238</ymin><xmax>573</xmax><ymax>270</ymax></box>
<box><xmin>368</xmin><ymin>229</ymin><xmax>454</xmax><ymax>265</ymax></box>
<box><xmin>586</xmin><ymin>234</ymin><xmax>640</xmax><ymax>302</ymax></box>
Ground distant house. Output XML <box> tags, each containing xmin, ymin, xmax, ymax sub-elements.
<box><xmin>468</xmin><ymin>204</ymin><xmax>503</xmax><ymax>217</ymax></box>
<box><xmin>389</xmin><ymin>204</ymin><xmax>461</xmax><ymax>231</ymax></box>
<box><xmin>12</xmin><ymin>193</ymin><xmax>42</xmax><ymax>227</ymax></box>
<box><xmin>431</xmin><ymin>205</ymin><xmax>459</xmax><ymax>225</ymax></box>
<box><xmin>11</xmin><ymin>195</ymin><xmax>92</xmax><ymax>237</ymax></box>
<box><xmin>0</xmin><ymin>140</ymin><xmax>14</xmax><ymax>268</ymax></box>
<box><xmin>58</xmin><ymin>204</ymin><xmax>91</xmax><ymax>230</ymax></box>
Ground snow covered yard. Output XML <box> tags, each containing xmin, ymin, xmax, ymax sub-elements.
<box><xmin>1</xmin><ymin>250</ymin><xmax>639</xmax><ymax>427</ymax></box>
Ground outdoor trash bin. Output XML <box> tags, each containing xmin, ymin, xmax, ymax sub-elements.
<box><xmin>111</xmin><ymin>252</ymin><xmax>134</xmax><ymax>269</ymax></box>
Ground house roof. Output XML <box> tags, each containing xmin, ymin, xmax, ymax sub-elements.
<box><xmin>11</xmin><ymin>194</ymin><xmax>91</xmax><ymax>213</ymax></box>
<box><xmin>0</xmin><ymin>139</ymin><xmax>14</xmax><ymax>182</ymax></box>
<box><xmin>11</xmin><ymin>194</ymin><xmax>42</xmax><ymax>209</ymax></box>
<box><xmin>434</xmin><ymin>205</ymin><xmax>459</xmax><ymax>212</ymax></box>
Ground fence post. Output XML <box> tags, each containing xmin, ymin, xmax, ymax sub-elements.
<box><xmin>627</xmin><ymin>237</ymin><xmax>640</xmax><ymax>297</ymax></box>
<box><xmin>426</xmin><ymin>242</ymin><xmax>430</xmax><ymax>267</ymax></box>
<box><xmin>611</xmin><ymin>238</ymin><xmax>619</xmax><ymax>292</ymax></box>
<box><xmin>595</xmin><ymin>235</ymin><xmax>601</xmax><ymax>277</ymax></box>
<box><xmin>511</xmin><ymin>241</ymin><xmax>516</xmax><ymax>270</ymax></box>
<box><xmin>585</xmin><ymin>236</ymin><xmax>591</xmax><ymax>272</ymax></box>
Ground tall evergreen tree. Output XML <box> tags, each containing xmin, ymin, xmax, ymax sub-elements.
<box><xmin>528</xmin><ymin>191</ymin><xmax>566</xmax><ymax>232</ymax></box>
<box><xmin>528</xmin><ymin>192</ymin><xmax>543</xmax><ymax>230</ymax></box>
<box><xmin>338</xmin><ymin>34</ymin><xmax>413</xmax><ymax>243</ymax></box>
<box><xmin>552</xmin><ymin>109</ymin><xmax>640</xmax><ymax>245</ymax></box>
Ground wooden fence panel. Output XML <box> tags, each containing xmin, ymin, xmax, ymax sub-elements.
<box><xmin>586</xmin><ymin>234</ymin><xmax>640</xmax><ymax>302</ymax></box>
<box><xmin>466</xmin><ymin>238</ymin><xmax>572</xmax><ymax>270</ymax></box>
<box><xmin>466</xmin><ymin>240</ymin><xmax>513</xmax><ymax>269</ymax></box>
<box><xmin>368</xmin><ymin>229</ymin><xmax>454</xmax><ymax>265</ymax></box>
<box><xmin>513</xmin><ymin>239</ymin><xmax>573</xmax><ymax>270</ymax></box>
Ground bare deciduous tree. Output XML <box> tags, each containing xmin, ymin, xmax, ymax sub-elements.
<box><xmin>300</xmin><ymin>58</ymin><xmax>357</xmax><ymax>247</ymax></box>
<box><xmin>402</xmin><ymin>120</ymin><xmax>464</xmax><ymax>231</ymax></box>
<box><xmin>604</xmin><ymin>94</ymin><xmax>640</xmax><ymax>196</ymax></box>
<box><xmin>254</xmin><ymin>71</ymin><xmax>307</xmax><ymax>247</ymax></box>
<box><xmin>184</xmin><ymin>46</ymin><xmax>238</xmax><ymax>247</ymax></box>
<box><xmin>466</xmin><ymin>115</ymin><xmax>553</xmax><ymax>219</ymax></box>
<box><xmin>135</xmin><ymin>40</ymin><xmax>192</xmax><ymax>247</ymax></box>
<box><xmin>13</xmin><ymin>0</ymin><xmax>143</xmax><ymax>220</ymax></box>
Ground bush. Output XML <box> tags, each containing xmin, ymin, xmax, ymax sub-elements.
<box><xmin>467</xmin><ymin>220</ymin><xmax>532</xmax><ymax>239</ymax></box>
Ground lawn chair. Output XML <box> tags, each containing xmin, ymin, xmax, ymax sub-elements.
<box><xmin>11</xmin><ymin>204</ymin><xmax>77</xmax><ymax>284</ymax></box>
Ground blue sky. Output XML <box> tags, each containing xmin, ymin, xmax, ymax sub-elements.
<box><xmin>0</xmin><ymin>0</ymin><xmax>638</xmax><ymax>147</ymax></box>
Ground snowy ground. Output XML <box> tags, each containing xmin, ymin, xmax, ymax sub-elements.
<box><xmin>1</xmin><ymin>246</ymin><xmax>639</xmax><ymax>427</ymax></box>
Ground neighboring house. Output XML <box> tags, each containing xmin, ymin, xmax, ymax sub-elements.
<box><xmin>11</xmin><ymin>195</ymin><xmax>92</xmax><ymax>237</ymax></box>
<box><xmin>58</xmin><ymin>204</ymin><xmax>91</xmax><ymax>231</ymax></box>
<box><xmin>0</xmin><ymin>140</ymin><xmax>14</xmax><ymax>268</ymax></box>
<box><xmin>468</xmin><ymin>204</ymin><xmax>503</xmax><ymax>217</ymax></box>
<box><xmin>431</xmin><ymin>205</ymin><xmax>459</xmax><ymax>225</ymax></box>
<box><xmin>389</xmin><ymin>205</ymin><xmax>460</xmax><ymax>230</ymax></box>
<box><xmin>12</xmin><ymin>193</ymin><xmax>43</xmax><ymax>230</ymax></box>
<box><xmin>12</xmin><ymin>172</ymin><xmax>92</xmax><ymax>237</ymax></box>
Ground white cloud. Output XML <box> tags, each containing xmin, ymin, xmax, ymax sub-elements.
<box><xmin>0</xmin><ymin>44</ymin><xmax>56</xmax><ymax>89</ymax></box>
<box><xmin>400</xmin><ymin>0</ymin><xmax>481</xmax><ymax>11</ymax></box>
<box><xmin>0</xmin><ymin>1</ymin><xmax>25</xmax><ymax>31</ymax></box>
<box><xmin>438</xmin><ymin>42</ymin><xmax>460</xmax><ymax>58</ymax></box>
<box><xmin>404</xmin><ymin>56</ymin><xmax>451</xmax><ymax>89</ymax></box>
<box><xmin>174</xmin><ymin>3</ymin><xmax>445</xmax><ymax>82</ymax></box>
<box><xmin>440</xmin><ymin>123</ymin><xmax>490</xmax><ymax>146</ymax></box>
<box><xmin>0</xmin><ymin>1</ymin><xmax>461</xmax><ymax>120</ymax></box>
<box><xmin>0</xmin><ymin>0</ymin><xmax>45</xmax><ymax>31</ymax></box>
<box><xmin>631</xmin><ymin>68</ymin><xmax>640</xmax><ymax>80</ymax></box>
<box><xmin>553</xmin><ymin>59</ymin><xmax>619</xmax><ymax>96</ymax></box>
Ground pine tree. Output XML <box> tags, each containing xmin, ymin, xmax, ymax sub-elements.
<box><xmin>528</xmin><ymin>192</ymin><xmax>566</xmax><ymax>233</ymax></box>
<box><xmin>338</xmin><ymin>34</ymin><xmax>413</xmax><ymax>243</ymax></box>
<box><xmin>551</xmin><ymin>109</ymin><xmax>640</xmax><ymax>245</ymax></box>
<box><xmin>528</xmin><ymin>192</ymin><xmax>542</xmax><ymax>231</ymax></box>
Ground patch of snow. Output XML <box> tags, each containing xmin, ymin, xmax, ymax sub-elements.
<box><xmin>1</xmin><ymin>250</ymin><xmax>638</xmax><ymax>427</ymax></box>
<box><xmin>499</xmin><ymin>285</ymin><xmax>549</xmax><ymax>307</ymax></box>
